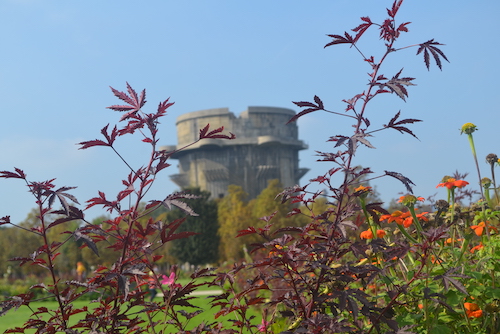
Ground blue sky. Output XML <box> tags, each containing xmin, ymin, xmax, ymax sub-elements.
<box><xmin>1</xmin><ymin>0</ymin><xmax>499</xmax><ymax>224</ymax></box>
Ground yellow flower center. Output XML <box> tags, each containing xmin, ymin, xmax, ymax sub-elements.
<box><xmin>461</xmin><ymin>122</ymin><xmax>477</xmax><ymax>135</ymax></box>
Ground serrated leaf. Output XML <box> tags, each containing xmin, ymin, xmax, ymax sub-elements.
<box><xmin>236</xmin><ymin>227</ymin><xmax>257</xmax><ymax>238</ymax></box>
<box><xmin>325</xmin><ymin>32</ymin><xmax>355</xmax><ymax>48</ymax></box>
<box><xmin>0</xmin><ymin>216</ymin><xmax>11</xmax><ymax>226</ymax></box>
<box><xmin>417</xmin><ymin>39</ymin><xmax>449</xmax><ymax>70</ymax></box>
<box><xmin>107</xmin><ymin>83</ymin><xmax>147</xmax><ymax>121</ymax></box>
<box><xmin>328</xmin><ymin>135</ymin><xmax>350</xmax><ymax>148</ymax></box>
<box><xmin>352</xmin><ymin>16</ymin><xmax>373</xmax><ymax>43</ymax></box>
<box><xmin>383</xmin><ymin>69</ymin><xmax>416</xmax><ymax>101</ymax></box>
<box><xmin>162</xmin><ymin>199</ymin><xmax>198</xmax><ymax>216</ymax></box>
<box><xmin>354</xmin><ymin>133</ymin><xmax>375</xmax><ymax>149</ymax></box>
<box><xmin>0</xmin><ymin>168</ymin><xmax>27</xmax><ymax>179</ymax></box>
<box><xmin>78</xmin><ymin>139</ymin><xmax>110</xmax><ymax>150</ymax></box>
<box><xmin>346</xmin><ymin>133</ymin><xmax>375</xmax><ymax>156</ymax></box>
<box><xmin>384</xmin><ymin>111</ymin><xmax>422</xmax><ymax>139</ymax></box>
<box><xmin>85</xmin><ymin>191</ymin><xmax>118</xmax><ymax>212</ymax></box>
<box><xmin>313</xmin><ymin>95</ymin><xmax>324</xmax><ymax>109</ymax></box>
<box><xmin>199</xmin><ymin>124</ymin><xmax>235</xmax><ymax>140</ymax></box>
<box><xmin>109</xmin><ymin>85</ymin><xmax>135</xmax><ymax>106</ymax></box>
<box><xmin>118</xmin><ymin>274</ymin><xmax>130</xmax><ymax>299</ymax></box>
<box><xmin>384</xmin><ymin>170</ymin><xmax>415</xmax><ymax>193</ymax></box>
<box><xmin>387</xmin><ymin>0</ymin><xmax>403</xmax><ymax>18</ymax></box>
<box><xmin>47</xmin><ymin>186</ymin><xmax>79</xmax><ymax>215</ymax></box>
<box><xmin>74</xmin><ymin>229</ymin><xmax>99</xmax><ymax>256</ymax></box>
<box><xmin>289</xmin><ymin>96</ymin><xmax>325</xmax><ymax>123</ymax></box>
<box><xmin>78</xmin><ymin>124</ymin><xmax>118</xmax><ymax>149</ymax></box>
<box><xmin>124</xmin><ymin>263</ymin><xmax>147</xmax><ymax>276</ymax></box>
<box><xmin>158</xmin><ymin>98</ymin><xmax>175</xmax><ymax>115</ymax></box>
<box><xmin>107</xmin><ymin>104</ymin><xmax>136</xmax><ymax>112</ymax></box>
<box><xmin>434</xmin><ymin>267</ymin><xmax>470</xmax><ymax>295</ymax></box>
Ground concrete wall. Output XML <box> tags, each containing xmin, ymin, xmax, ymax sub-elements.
<box><xmin>167</xmin><ymin>106</ymin><xmax>308</xmax><ymax>199</ymax></box>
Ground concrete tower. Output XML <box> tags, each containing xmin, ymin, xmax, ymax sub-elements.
<box><xmin>164</xmin><ymin>106</ymin><xmax>309</xmax><ymax>199</ymax></box>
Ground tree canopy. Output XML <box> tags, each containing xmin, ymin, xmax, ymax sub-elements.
<box><xmin>167</xmin><ymin>188</ymin><xmax>219</xmax><ymax>266</ymax></box>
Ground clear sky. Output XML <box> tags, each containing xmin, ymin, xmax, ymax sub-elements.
<box><xmin>1</xmin><ymin>0</ymin><xmax>499</xmax><ymax>224</ymax></box>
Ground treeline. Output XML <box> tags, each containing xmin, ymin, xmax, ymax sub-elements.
<box><xmin>0</xmin><ymin>179</ymin><xmax>338</xmax><ymax>278</ymax></box>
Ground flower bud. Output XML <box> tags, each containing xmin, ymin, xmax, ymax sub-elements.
<box><xmin>481</xmin><ymin>177</ymin><xmax>492</xmax><ymax>189</ymax></box>
<box><xmin>434</xmin><ymin>199</ymin><xmax>449</xmax><ymax>211</ymax></box>
<box><xmin>461</xmin><ymin>123</ymin><xmax>477</xmax><ymax>135</ymax></box>
<box><xmin>486</xmin><ymin>153</ymin><xmax>498</xmax><ymax>165</ymax></box>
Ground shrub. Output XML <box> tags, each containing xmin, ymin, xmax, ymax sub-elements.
<box><xmin>7</xmin><ymin>1</ymin><xmax>499</xmax><ymax>334</ymax></box>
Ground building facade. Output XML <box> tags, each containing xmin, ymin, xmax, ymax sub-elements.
<box><xmin>163</xmin><ymin>106</ymin><xmax>309</xmax><ymax>199</ymax></box>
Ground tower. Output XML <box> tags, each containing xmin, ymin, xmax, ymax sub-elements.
<box><xmin>164</xmin><ymin>106</ymin><xmax>309</xmax><ymax>199</ymax></box>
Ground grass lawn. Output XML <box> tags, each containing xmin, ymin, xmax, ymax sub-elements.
<box><xmin>0</xmin><ymin>282</ymin><xmax>260</xmax><ymax>333</ymax></box>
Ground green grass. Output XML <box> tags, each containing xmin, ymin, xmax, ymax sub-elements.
<box><xmin>1</xmin><ymin>289</ymin><xmax>260</xmax><ymax>333</ymax></box>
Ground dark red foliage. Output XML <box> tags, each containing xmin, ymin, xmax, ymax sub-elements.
<box><xmin>417</xmin><ymin>39</ymin><xmax>450</xmax><ymax>70</ymax></box>
<box><xmin>0</xmin><ymin>83</ymin><xmax>235</xmax><ymax>333</ymax></box>
<box><xmin>108</xmin><ymin>82</ymin><xmax>147</xmax><ymax>121</ymax></box>
<box><xmin>0</xmin><ymin>1</ymin><xmax>449</xmax><ymax>333</ymax></box>
<box><xmin>199</xmin><ymin>123</ymin><xmax>236</xmax><ymax>140</ymax></box>
<box><xmin>0</xmin><ymin>168</ymin><xmax>26</xmax><ymax>179</ymax></box>
<box><xmin>209</xmin><ymin>1</ymin><xmax>448</xmax><ymax>333</ymax></box>
<box><xmin>288</xmin><ymin>95</ymin><xmax>325</xmax><ymax>124</ymax></box>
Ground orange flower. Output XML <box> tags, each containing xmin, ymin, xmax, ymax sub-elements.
<box><xmin>444</xmin><ymin>238</ymin><xmax>463</xmax><ymax>245</ymax></box>
<box><xmin>380</xmin><ymin>210</ymin><xmax>410</xmax><ymax>225</ymax></box>
<box><xmin>398</xmin><ymin>195</ymin><xmax>425</xmax><ymax>206</ymax></box>
<box><xmin>470</xmin><ymin>243</ymin><xmax>484</xmax><ymax>253</ymax></box>
<box><xmin>464</xmin><ymin>302</ymin><xmax>483</xmax><ymax>318</ymax></box>
<box><xmin>354</xmin><ymin>185</ymin><xmax>372</xmax><ymax>193</ymax></box>
<box><xmin>431</xmin><ymin>255</ymin><xmax>443</xmax><ymax>264</ymax></box>
<box><xmin>471</xmin><ymin>221</ymin><xmax>498</xmax><ymax>236</ymax></box>
<box><xmin>437</xmin><ymin>177</ymin><xmax>469</xmax><ymax>189</ymax></box>
<box><xmin>355</xmin><ymin>185</ymin><xmax>372</xmax><ymax>199</ymax></box>
<box><xmin>269</xmin><ymin>244</ymin><xmax>284</xmax><ymax>257</ymax></box>
<box><xmin>360</xmin><ymin>229</ymin><xmax>386</xmax><ymax>239</ymax></box>
<box><xmin>402</xmin><ymin>212</ymin><xmax>429</xmax><ymax>228</ymax></box>
<box><xmin>360</xmin><ymin>229</ymin><xmax>373</xmax><ymax>239</ymax></box>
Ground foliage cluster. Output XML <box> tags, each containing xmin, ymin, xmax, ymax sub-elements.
<box><xmin>3</xmin><ymin>1</ymin><xmax>499</xmax><ymax>334</ymax></box>
<box><xmin>0</xmin><ymin>179</ymin><xmax>306</xmax><ymax>280</ymax></box>
<box><xmin>0</xmin><ymin>82</ymin><xmax>237</xmax><ymax>333</ymax></box>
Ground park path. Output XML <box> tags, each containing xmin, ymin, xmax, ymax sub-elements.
<box><xmin>157</xmin><ymin>289</ymin><xmax>222</xmax><ymax>297</ymax></box>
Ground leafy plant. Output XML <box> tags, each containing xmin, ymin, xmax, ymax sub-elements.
<box><xmin>0</xmin><ymin>83</ymin><xmax>235</xmax><ymax>333</ymax></box>
<box><xmin>6</xmin><ymin>1</ymin><xmax>500</xmax><ymax>334</ymax></box>
<box><xmin>210</xmin><ymin>1</ymin><xmax>455</xmax><ymax>333</ymax></box>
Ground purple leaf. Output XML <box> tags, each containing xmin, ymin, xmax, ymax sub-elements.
<box><xmin>417</xmin><ymin>39</ymin><xmax>449</xmax><ymax>70</ymax></box>
<box><xmin>325</xmin><ymin>32</ymin><xmax>355</xmax><ymax>48</ymax></box>
<box><xmin>199</xmin><ymin>124</ymin><xmax>235</xmax><ymax>140</ymax></box>
<box><xmin>0</xmin><ymin>168</ymin><xmax>27</xmax><ymax>179</ymax></box>
<box><xmin>74</xmin><ymin>229</ymin><xmax>99</xmax><ymax>256</ymax></box>
<box><xmin>384</xmin><ymin>170</ymin><xmax>415</xmax><ymax>193</ymax></box>
<box><xmin>352</xmin><ymin>16</ymin><xmax>373</xmax><ymax>43</ymax></box>
<box><xmin>289</xmin><ymin>96</ymin><xmax>324</xmax><ymax>123</ymax></box>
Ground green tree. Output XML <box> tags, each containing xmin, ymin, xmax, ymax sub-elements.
<box><xmin>250</xmin><ymin>179</ymin><xmax>307</xmax><ymax>230</ymax></box>
<box><xmin>0</xmin><ymin>226</ymin><xmax>26</xmax><ymax>278</ymax></box>
<box><xmin>10</xmin><ymin>210</ymin><xmax>45</xmax><ymax>277</ymax></box>
<box><xmin>217</xmin><ymin>185</ymin><xmax>253</xmax><ymax>262</ymax></box>
<box><xmin>0</xmin><ymin>209</ymin><xmax>83</xmax><ymax>278</ymax></box>
<box><xmin>168</xmin><ymin>188</ymin><xmax>219</xmax><ymax>266</ymax></box>
<box><xmin>217</xmin><ymin>181</ymin><xmax>308</xmax><ymax>263</ymax></box>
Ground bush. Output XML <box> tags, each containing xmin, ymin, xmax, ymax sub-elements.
<box><xmin>6</xmin><ymin>2</ymin><xmax>499</xmax><ymax>334</ymax></box>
